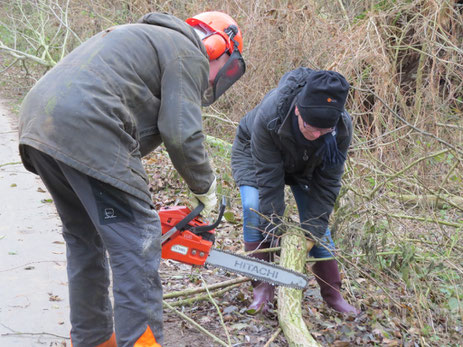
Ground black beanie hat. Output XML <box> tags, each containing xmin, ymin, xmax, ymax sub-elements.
<box><xmin>296</xmin><ymin>70</ymin><xmax>350</xmax><ymax>128</ymax></box>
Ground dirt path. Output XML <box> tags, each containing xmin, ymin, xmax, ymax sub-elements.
<box><xmin>0</xmin><ymin>100</ymin><xmax>69</xmax><ymax>346</ymax></box>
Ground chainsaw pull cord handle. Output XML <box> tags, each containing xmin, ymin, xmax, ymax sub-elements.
<box><xmin>190</xmin><ymin>197</ymin><xmax>227</xmax><ymax>233</ymax></box>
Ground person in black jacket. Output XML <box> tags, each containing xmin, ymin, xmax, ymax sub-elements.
<box><xmin>231</xmin><ymin>68</ymin><xmax>358</xmax><ymax>315</ymax></box>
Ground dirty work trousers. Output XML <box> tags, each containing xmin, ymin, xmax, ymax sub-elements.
<box><xmin>25</xmin><ymin>146</ymin><xmax>163</xmax><ymax>347</ymax></box>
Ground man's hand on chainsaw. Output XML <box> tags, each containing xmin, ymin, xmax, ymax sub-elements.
<box><xmin>189</xmin><ymin>177</ymin><xmax>217</xmax><ymax>219</ymax></box>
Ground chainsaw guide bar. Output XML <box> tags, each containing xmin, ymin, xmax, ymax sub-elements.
<box><xmin>205</xmin><ymin>248</ymin><xmax>308</xmax><ymax>289</ymax></box>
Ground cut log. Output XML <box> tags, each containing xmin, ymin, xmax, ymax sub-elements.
<box><xmin>277</xmin><ymin>230</ymin><xmax>320</xmax><ymax>347</ymax></box>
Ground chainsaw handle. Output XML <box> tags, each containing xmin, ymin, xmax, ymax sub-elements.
<box><xmin>191</xmin><ymin>197</ymin><xmax>226</xmax><ymax>233</ymax></box>
<box><xmin>160</xmin><ymin>202</ymin><xmax>205</xmax><ymax>245</ymax></box>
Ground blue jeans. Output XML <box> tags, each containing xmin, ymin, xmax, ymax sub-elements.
<box><xmin>239</xmin><ymin>185</ymin><xmax>335</xmax><ymax>258</ymax></box>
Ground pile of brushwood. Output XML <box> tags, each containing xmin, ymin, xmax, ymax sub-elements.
<box><xmin>1</xmin><ymin>0</ymin><xmax>461</xmax><ymax>345</ymax></box>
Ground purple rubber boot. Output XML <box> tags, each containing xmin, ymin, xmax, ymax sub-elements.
<box><xmin>312</xmin><ymin>259</ymin><xmax>359</xmax><ymax>314</ymax></box>
<box><xmin>244</xmin><ymin>241</ymin><xmax>275</xmax><ymax>314</ymax></box>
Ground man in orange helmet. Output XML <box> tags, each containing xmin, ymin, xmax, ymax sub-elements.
<box><xmin>18</xmin><ymin>11</ymin><xmax>245</xmax><ymax>347</ymax></box>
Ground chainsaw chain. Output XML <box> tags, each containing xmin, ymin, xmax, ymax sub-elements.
<box><xmin>206</xmin><ymin>247</ymin><xmax>308</xmax><ymax>290</ymax></box>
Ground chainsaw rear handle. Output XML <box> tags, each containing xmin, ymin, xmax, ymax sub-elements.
<box><xmin>160</xmin><ymin>197</ymin><xmax>226</xmax><ymax>245</ymax></box>
<box><xmin>191</xmin><ymin>196</ymin><xmax>226</xmax><ymax>234</ymax></box>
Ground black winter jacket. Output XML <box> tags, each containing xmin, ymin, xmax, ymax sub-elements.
<box><xmin>231</xmin><ymin>68</ymin><xmax>353</xmax><ymax>238</ymax></box>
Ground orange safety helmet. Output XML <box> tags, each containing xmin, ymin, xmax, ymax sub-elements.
<box><xmin>186</xmin><ymin>11</ymin><xmax>243</xmax><ymax>60</ymax></box>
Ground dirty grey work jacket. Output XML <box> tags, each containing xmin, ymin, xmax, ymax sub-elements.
<box><xmin>231</xmin><ymin>68</ymin><xmax>353</xmax><ymax>238</ymax></box>
<box><xmin>19</xmin><ymin>13</ymin><xmax>214</xmax><ymax>206</ymax></box>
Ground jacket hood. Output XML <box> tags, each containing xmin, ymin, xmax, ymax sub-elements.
<box><xmin>274</xmin><ymin>67</ymin><xmax>312</xmax><ymax>121</ymax></box>
<box><xmin>138</xmin><ymin>12</ymin><xmax>207</xmax><ymax>57</ymax></box>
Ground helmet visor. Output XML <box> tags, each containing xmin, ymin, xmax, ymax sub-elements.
<box><xmin>202</xmin><ymin>49</ymin><xmax>246</xmax><ymax>106</ymax></box>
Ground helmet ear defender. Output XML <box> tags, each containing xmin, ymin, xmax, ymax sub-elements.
<box><xmin>186</xmin><ymin>12</ymin><xmax>244</xmax><ymax>60</ymax></box>
<box><xmin>203</xmin><ymin>34</ymin><xmax>227</xmax><ymax>60</ymax></box>
<box><xmin>204</xmin><ymin>25</ymin><xmax>240</xmax><ymax>60</ymax></box>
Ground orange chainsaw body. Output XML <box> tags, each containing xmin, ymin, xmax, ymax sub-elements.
<box><xmin>159</xmin><ymin>205</ymin><xmax>214</xmax><ymax>266</ymax></box>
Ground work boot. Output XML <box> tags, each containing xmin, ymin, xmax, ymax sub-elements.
<box><xmin>312</xmin><ymin>259</ymin><xmax>359</xmax><ymax>314</ymax></box>
<box><xmin>71</xmin><ymin>332</ymin><xmax>117</xmax><ymax>347</ymax></box>
<box><xmin>244</xmin><ymin>241</ymin><xmax>275</xmax><ymax>314</ymax></box>
<box><xmin>96</xmin><ymin>332</ymin><xmax>117</xmax><ymax>347</ymax></box>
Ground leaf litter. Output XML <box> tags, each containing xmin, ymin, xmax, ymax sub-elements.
<box><xmin>144</xmin><ymin>147</ymin><xmax>445</xmax><ymax>346</ymax></box>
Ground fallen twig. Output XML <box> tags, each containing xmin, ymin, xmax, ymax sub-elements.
<box><xmin>436</xmin><ymin>122</ymin><xmax>463</xmax><ymax>131</ymax></box>
<box><xmin>163</xmin><ymin>301</ymin><xmax>229</xmax><ymax>347</ymax></box>
<box><xmin>201</xmin><ymin>275</ymin><xmax>232</xmax><ymax>346</ymax></box>
<box><xmin>163</xmin><ymin>277</ymin><xmax>249</xmax><ymax>299</ymax></box>
<box><xmin>386</xmin><ymin>192</ymin><xmax>463</xmax><ymax>212</ymax></box>
<box><xmin>333</xmin><ymin>252</ymin><xmax>412</xmax><ymax>310</ymax></box>
<box><xmin>165</xmin><ymin>283</ymin><xmax>241</xmax><ymax>307</ymax></box>
<box><xmin>0</xmin><ymin>323</ymin><xmax>68</xmax><ymax>339</ymax></box>
<box><xmin>0</xmin><ymin>161</ymin><xmax>22</xmax><ymax>168</ymax></box>
<box><xmin>203</xmin><ymin>113</ymin><xmax>238</xmax><ymax>127</ymax></box>
<box><xmin>243</xmin><ymin>246</ymin><xmax>281</xmax><ymax>255</ymax></box>
<box><xmin>263</xmin><ymin>327</ymin><xmax>282</xmax><ymax>347</ymax></box>
<box><xmin>388</xmin><ymin>213</ymin><xmax>462</xmax><ymax>228</ymax></box>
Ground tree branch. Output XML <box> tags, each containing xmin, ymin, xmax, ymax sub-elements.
<box><xmin>0</xmin><ymin>41</ymin><xmax>54</xmax><ymax>67</ymax></box>
<box><xmin>200</xmin><ymin>275</ymin><xmax>232</xmax><ymax>346</ymax></box>
<box><xmin>163</xmin><ymin>277</ymin><xmax>249</xmax><ymax>299</ymax></box>
<box><xmin>354</xmin><ymin>86</ymin><xmax>463</xmax><ymax>155</ymax></box>
<box><xmin>165</xmin><ymin>283</ymin><xmax>242</xmax><ymax>308</ymax></box>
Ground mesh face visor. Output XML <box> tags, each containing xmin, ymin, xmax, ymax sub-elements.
<box><xmin>202</xmin><ymin>49</ymin><xmax>246</xmax><ymax>106</ymax></box>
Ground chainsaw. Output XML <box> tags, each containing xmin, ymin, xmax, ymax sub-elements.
<box><xmin>159</xmin><ymin>198</ymin><xmax>308</xmax><ymax>289</ymax></box>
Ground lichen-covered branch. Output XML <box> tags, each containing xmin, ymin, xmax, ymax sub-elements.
<box><xmin>277</xmin><ymin>230</ymin><xmax>319</xmax><ymax>347</ymax></box>
<box><xmin>163</xmin><ymin>277</ymin><xmax>249</xmax><ymax>300</ymax></box>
